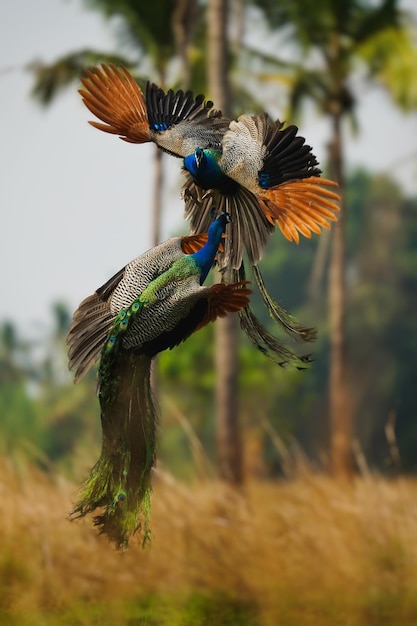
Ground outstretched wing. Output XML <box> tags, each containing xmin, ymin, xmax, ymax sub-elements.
<box><xmin>220</xmin><ymin>113</ymin><xmax>340</xmax><ymax>243</ymax></box>
<box><xmin>126</xmin><ymin>280</ymin><xmax>251</xmax><ymax>356</ymax></box>
<box><xmin>80</xmin><ymin>64</ymin><xmax>230</xmax><ymax>156</ymax></box>
<box><xmin>220</xmin><ymin>113</ymin><xmax>321</xmax><ymax>190</ymax></box>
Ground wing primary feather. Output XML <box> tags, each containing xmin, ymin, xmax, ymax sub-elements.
<box><xmin>80</xmin><ymin>64</ymin><xmax>150</xmax><ymax>143</ymax></box>
<box><xmin>96</xmin><ymin>267</ymin><xmax>126</xmax><ymax>301</ymax></box>
<box><xmin>146</xmin><ymin>81</ymin><xmax>227</xmax><ymax>135</ymax></box>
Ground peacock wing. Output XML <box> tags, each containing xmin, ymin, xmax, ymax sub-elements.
<box><xmin>220</xmin><ymin>113</ymin><xmax>320</xmax><ymax>190</ymax></box>
<box><xmin>146</xmin><ymin>82</ymin><xmax>230</xmax><ymax>157</ymax></box>
<box><xmin>67</xmin><ymin>235</ymin><xmax>188</xmax><ymax>382</ymax></box>
<box><xmin>67</xmin><ymin>290</ymin><xmax>117</xmax><ymax>384</ymax></box>
<box><xmin>108</xmin><ymin>236</ymin><xmax>186</xmax><ymax>315</ymax></box>
<box><xmin>219</xmin><ymin>113</ymin><xmax>271</xmax><ymax>191</ymax></box>
<box><xmin>180</xmin><ymin>233</ymin><xmax>209</xmax><ymax>254</ymax></box>
<box><xmin>134</xmin><ymin>280</ymin><xmax>251</xmax><ymax>354</ymax></box>
<box><xmin>79</xmin><ymin>64</ymin><xmax>151</xmax><ymax>143</ymax></box>
<box><xmin>195</xmin><ymin>281</ymin><xmax>252</xmax><ymax>330</ymax></box>
<box><xmin>221</xmin><ymin>114</ymin><xmax>340</xmax><ymax>243</ymax></box>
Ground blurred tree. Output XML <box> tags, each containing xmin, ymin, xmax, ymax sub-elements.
<box><xmin>346</xmin><ymin>174</ymin><xmax>403</xmax><ymax>464</ymax></box>
<box><xmin>251</xmin><ymin>0</ymin><xmax>417</xmax><ymax>478</ymax></box>
<box><xmin>207</xmin><ymin>0</ymin><xmax>243</xmax><ymax>484</ymax></box>
<box><xmin>0</xmin><ymin>322</ymin><xmax>40</xmax><ymax>453</ymax></box>
<box><xmin>394</xmin><ymin>194</ymin><xmax>417</xmax><ymax>470</ymax></box>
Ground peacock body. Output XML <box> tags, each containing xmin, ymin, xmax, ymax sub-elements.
<box><xmin>67</xmin><ymin>214</ymin><xmax>251</xmax><ymax>547</ymax></box>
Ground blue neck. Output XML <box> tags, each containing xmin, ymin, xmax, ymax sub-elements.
<box><xmin>191</xmin><ymin>214</ymin><xmax>228</xmax><ymax>284</ymax></box>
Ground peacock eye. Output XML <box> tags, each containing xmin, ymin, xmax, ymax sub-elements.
<box><xmin>106</xmin><ymin>336</ymin><xmax>116</xmax><ymax>350</ymax></box>
<box><xmin>115</xmin><ymin>491</ymin><xmax>126</xmax><ymax>507</ymax></box>
<box><xmin>131</xmin><ymin>302</ymin><xmax>140</xmax><ymax>312</ymax></box>
<box><xmin>120</xmin><ymin>319</ymin><xmax>128</xmax><ymax>330</ymax></box>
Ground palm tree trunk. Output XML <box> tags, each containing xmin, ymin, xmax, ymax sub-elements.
<box><xmin>172</xmin><ymin>0</ymin><xmax>198</xmax><ymax>89</ymax></box>
<box><xmin>328</xmin><ymin>111</ymin><xmax>352</xmax><ymax>479</ymax></box>
<box><xmin>208</xmin><ymin>0</ymin><xmax>243</xmax><ymax>484</ymax></box>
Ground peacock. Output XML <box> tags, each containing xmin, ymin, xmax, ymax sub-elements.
<box><xmin>79</xmin><ymin>64</ymin><xmax>339</xmax><ymax>267</ymax></box>
<box><xmin>67</xmin><ymin>213</ymin><xmax>251</xmax><ymax>548</ymax></box>
<box><xmin>78</xmin><ymin>63</ymin><xmax>337</xmax><ymax>363</ymax></box>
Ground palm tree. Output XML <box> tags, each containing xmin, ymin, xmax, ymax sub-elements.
<box><xmin>251</xmin><ymin>0</ymin><xmax>417</xmax><ymax>478</ymax></box>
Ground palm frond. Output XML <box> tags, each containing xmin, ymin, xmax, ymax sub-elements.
<box><xmin>29</xmin><ymin>50</ymin><xmax>136</xmax><ymax>105</ymax></box>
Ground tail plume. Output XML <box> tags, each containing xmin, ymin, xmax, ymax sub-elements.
<box><xmin>235</xmin><ymin>265</ymin><xmax>315</xmax><ymax>369</ymax></box>
<box><xmin>71</xmin><ymin>352</ymin><xmax>156</xmax><ymax>549</ymax></box>
<box><xmin>251</xmin><ymin>265</ymin><xmax>316</xmax><ymax>342</ymax></box>
<box><xmin>239</xmin><ymin>305</ymin><xmax>313</xmax><ymax>370</ymax></box>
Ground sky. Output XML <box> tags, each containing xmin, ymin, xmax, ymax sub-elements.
<box><xmin>1</xmin><ymin>0</ymin><xmax>417</xmax><ymax>338</ymax></box>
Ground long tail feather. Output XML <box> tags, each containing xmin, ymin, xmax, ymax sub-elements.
<box><xmin>251</xmin><ymin>265</ymin><xmax>316</xmax><ymax>342</ymax></box>
<box><xmin>239</xmin><ymin>305</ymin><xmax>313</xmax><ymax>370</ymax></box>
<box><xmin>71</xmin><ymin>352</ymin><xmax>156</xmax><ymax>549</ymax></box>
<box><xmin>234</xmin><ymin>265</ymin><xmax>315</xmax><ymax>368</ymax></box>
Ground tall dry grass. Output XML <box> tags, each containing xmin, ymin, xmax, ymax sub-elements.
<box><xmin>1</xmin><ymin>455</ymin><xmax>417</xmax><ymax>625</ymax></box>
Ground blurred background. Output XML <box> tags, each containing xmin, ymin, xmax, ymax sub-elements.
<box><xmin>1</xmin><ymin>1</ymin><xmax>417</xmax><ymax>624</ymax></box>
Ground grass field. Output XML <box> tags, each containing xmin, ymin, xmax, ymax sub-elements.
<box><xmin>1</xmin><ymin>456</ymin><xmax>417</xmax><ymax>625</ymax></box>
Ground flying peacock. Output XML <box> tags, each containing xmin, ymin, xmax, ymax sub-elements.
<box><xmin>67</xmin><ymin>213</ymin><xmax>251</xmax><ymax>548</ymax></box>
<box><xmin>78</xmin><ymin>63</ymin><xmax>338</xmax><ymax>362</ymax></box>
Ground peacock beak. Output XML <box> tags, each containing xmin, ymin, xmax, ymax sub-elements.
<box><xmin>195</xmin><ymin>148</ymin><xmax>204</xmax><ymax>168</ymax></box>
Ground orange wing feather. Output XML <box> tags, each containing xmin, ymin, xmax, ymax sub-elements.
<box><xmin>180</xmin><ymin>233</ymin><xmax>208</xmax><ymax>254</ymax></box>
<box><xmin>181</xmin><ymin>233</ymin><xmax>226</xmax><ymax>255</ymax></box>
<box><xmin>79</xmin><ymin>64</ymin><xmax>151</xmax><ymax>144</ymax></box>
<box><xmin>195</xmin><ymin>281</ymin><xmax>251</xmax><ymax>332</ymax></box>
<box><xmin>258</xmin><ymin>176</ymin><xmax>340</xmax><ymax>243</ymax></box>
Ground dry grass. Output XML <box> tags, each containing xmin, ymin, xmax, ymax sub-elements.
<box><xmin>1</xmin><ymin>456</ymin><xmax>417</xmax><ymax>625</ymax></box>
